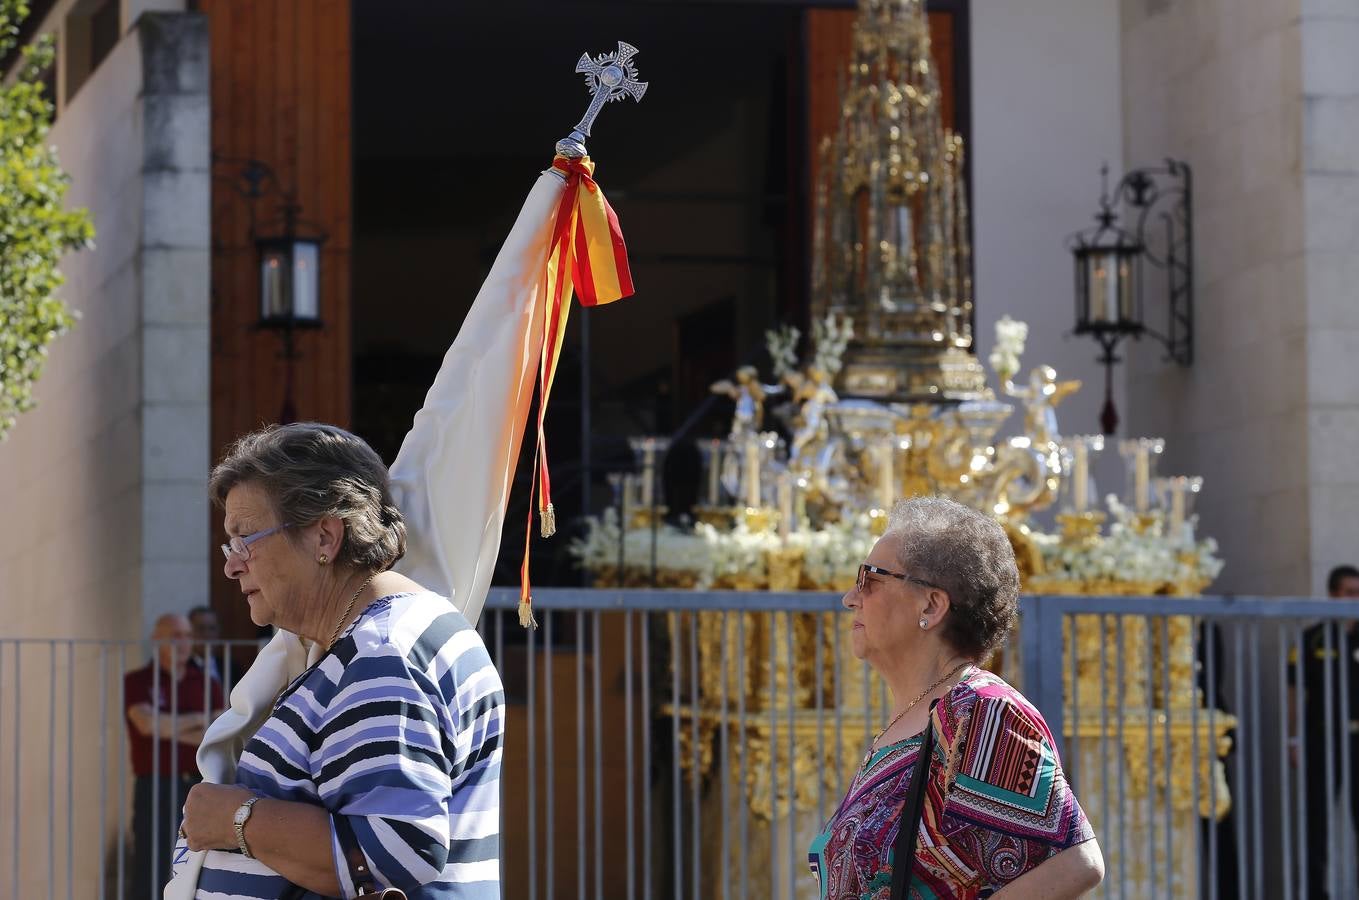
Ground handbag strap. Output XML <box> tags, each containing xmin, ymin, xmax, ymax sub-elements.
<box><xmin>333</xmin><ymin>813</ymin><xmax>408</xmax><ymax>899</ymax></box>
<box><xmin>889</xmin><ymin>699</ymin><xmax>939</xmax><ymax>900</ymax></box>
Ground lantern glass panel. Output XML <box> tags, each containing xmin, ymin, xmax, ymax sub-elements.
<box><xmin>260</xmin><ymin>248</ymin><xmax>290</xmax><ymax>321</ymax></box>
<box><xmin>1115</xmin><ymin>250</ymin><xmax>1137</xmax><ymax>324</ymax></box>
<box><xmin>291</xmin><ymin>241</ymin><xmax>320</xmax><ymax>322</ymax></box>
<box><xmin>1085</xmin><ymin>249</ymin><xmax>1117</xmax><ymax>325</ymax></box>
<box><xmin>1079</xmin><ymin>246</ymin><xmax>1139</xmax><ymax>328</ymax></box>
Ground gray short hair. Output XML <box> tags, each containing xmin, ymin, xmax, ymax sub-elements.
<box><xmin>886</xmin><ymin>496</ymin><xmax>1020</xmax><ymax>660</ymax></box>
<box><xmin>209</xmin><ymin>423</ymin><xmax>407</xmax><ymax>572</ymax></box>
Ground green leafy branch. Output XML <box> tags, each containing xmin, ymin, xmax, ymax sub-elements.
<box><xmin>0</xmin><ymin>0</ymin><xmax>96</xmax><ymax>439</ymax></box>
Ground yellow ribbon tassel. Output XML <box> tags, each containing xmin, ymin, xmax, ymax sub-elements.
<box><xmin>515</xmin><ymin>154</ymin><xmax>634</xmax><ymax>630</ymax></box>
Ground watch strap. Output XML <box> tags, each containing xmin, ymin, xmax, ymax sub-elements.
<box><xmin>234</xmin><ymin>796</ymin><xmax>261</xmax><ymax>859</ymax></box>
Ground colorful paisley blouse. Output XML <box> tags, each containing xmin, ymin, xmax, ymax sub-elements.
<box><xmin>808</xmin><ymin>668</ymin><xmax>1094</xmax><ymax>899</ymax></box>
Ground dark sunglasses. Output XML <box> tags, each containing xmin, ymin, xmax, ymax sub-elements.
<box><xmin>856</xmin><ymin>563</ymin><xmax>942</xmax><ymax>593</ymax></box>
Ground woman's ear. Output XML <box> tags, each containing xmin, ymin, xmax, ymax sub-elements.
<box><xmin>923</xmin><ymin>587</ymin><xmax>951</xmax><ymax>622</ymax></box>
<box><xmin>314</xmin><ymin>516</ymin><xmax>346</xmax><ymax>561</ymax></box>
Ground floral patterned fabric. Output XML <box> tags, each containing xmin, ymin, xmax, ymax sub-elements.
<box><xmin>808</xmin><ymin>668</ymin><xmax>1094</xmax><ymax>899</ymax></box>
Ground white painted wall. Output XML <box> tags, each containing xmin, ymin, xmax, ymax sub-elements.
<box><xmin>0</xmin><ymin>23</ymin><xmax>147</xmax><ymax>639</ymax></box>
<box><xmin>0</xmin><ymin>14</ymin><xmax>210</xmax><ymax>639</ymax></box>
<box><xmin>970</xmin><ymin>0</ymin><xmax>1128</xmax><ymax>505</ymax></box>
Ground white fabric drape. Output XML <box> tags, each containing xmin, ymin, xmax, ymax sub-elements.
<box><xmin>165</xmin><ymin>169</ymin><xmax>564</xmax><ymax>898</ymax></box>
<box><xmin>388</xmin><ymin>169</ymin><xmax>566</xmax><ymax>625</ymax></box>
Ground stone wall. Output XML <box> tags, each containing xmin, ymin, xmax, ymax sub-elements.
<box><xmin>1121</xmin><ymin>0</ymin><xmax>1359</xmax><ymax>595</ymax></box>
<box><xmin>133</xmin><ymin>14</ymin><xmax>212</xmax><ymax>630</ymax></box>
<box><xmin>1299</xmin><ymin>0</ymin><xmax>1359</xmax><ymax>592</ymax></box>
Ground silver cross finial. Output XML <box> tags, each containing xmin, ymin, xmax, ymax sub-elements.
<box><xmin>556</xmin><ymin>41</ymin><xmax>647</xmax><ymax>158</ymax></box>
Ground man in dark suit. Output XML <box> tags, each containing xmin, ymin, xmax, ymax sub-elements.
<box><xmin>1289</xmin><ymin>565</ymin><xmax>1359</xmax><ymax>898</ymax></box>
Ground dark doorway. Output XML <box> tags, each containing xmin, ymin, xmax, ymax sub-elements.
<box><xmin>352</xmin><ymin>0</ymin><xmax>806</xmax><ymax>587</ymax></box>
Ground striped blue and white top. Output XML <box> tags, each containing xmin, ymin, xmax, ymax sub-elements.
<box><xmin>196</xmin><ymin>592</ymin><xmax>504</xmax><ymax>899</ymax></box>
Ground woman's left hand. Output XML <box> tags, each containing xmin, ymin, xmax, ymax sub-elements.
<box><xmin>181</xmin><ymin>783</ymin><xmax>257</xmax><ymax>851</ymax></box>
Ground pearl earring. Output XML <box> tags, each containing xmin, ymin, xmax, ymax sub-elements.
<box><xmin>318</xmin><ymin>554</ymin><xmax>329</xmax><ymax>565</ymax></box>
<box><xmin>919</xmin><ymin>618</ymin><xmax>929</xmax><ymax>630</ymax></box>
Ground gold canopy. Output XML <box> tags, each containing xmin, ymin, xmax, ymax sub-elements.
<box><xmin>811</xmin><ymin>0</ymin><xmax>986</xmax><ymax>403</ymax></box>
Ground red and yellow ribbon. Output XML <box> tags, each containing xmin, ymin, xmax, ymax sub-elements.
<box><xmin>519</xmin><ymin>155</ymin><xmax>634</xmax><ymax>627</ymax></box>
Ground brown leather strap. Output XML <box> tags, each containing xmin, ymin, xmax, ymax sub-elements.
<box><xmin>333</xmin><ymin>814</ymin><xmax>407</xmax><ymax>899</ymax></box>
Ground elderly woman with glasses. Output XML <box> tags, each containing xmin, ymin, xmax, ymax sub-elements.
<box><xmin>177</xmin><ymin>423</ymin><xmax>504</xmax><ymax>899</ymax></box>
<box><xmin>809</xmin><ymin>497</ymin><xmax>1103</xmax><ymax>900</ymax></box>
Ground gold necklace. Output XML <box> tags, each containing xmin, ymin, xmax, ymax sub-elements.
<box><xmin>327</xmin><ymin>571</ymin><xmax>377</xmax><ymax>650</ymax></box>
<box><xmin>862</xmin><ymin>660</ymin><xmax>970</xmax><ymax>767</ymax></box>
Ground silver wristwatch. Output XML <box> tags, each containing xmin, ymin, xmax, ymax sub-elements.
<box><xmin>233</xmin><ymin>796</ymin><xmax>262</xmax><ymax>859</ymax></box>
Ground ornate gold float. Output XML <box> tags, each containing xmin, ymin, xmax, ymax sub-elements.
<box><xmin>571</xmin><ymin>0</ymin><xmax>1230</xmax><ymax>894</ymax></box>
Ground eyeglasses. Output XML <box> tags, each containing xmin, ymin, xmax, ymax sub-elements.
<box><xmin>221</xmin><ymin>523</ymin><xmax>292</xmax><ymax>562</ymax></box>
<box><xmin>856</xmin><ymin>563</ymin><xmax>942</xmax><ymax>593</ymax></box>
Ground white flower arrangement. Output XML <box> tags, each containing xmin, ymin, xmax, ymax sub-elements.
<box><xmin>574</xmin><ymin>501</ymin><xmax>1224</xmax><ymax>595</ymax></box>
<box><xmin>1033</xmin><ymin>496</ymin><xmax>1225</xmax><ymax>592</ymax></box>
<box><xmin>569</xmin><ymin>508</ymin><xmax>710</xmax><ymax>579</ymax></box>
<box><xmin>694</xmin><ymin>520</ymin><xmax>778</xmax><ymax>586</ymax></box>
<box><xmin>988</xmin><ymin>315</ymin><xmax>1028</xmax><ymax>383</ymax></box>
<box><xmin>653</xmin><ymin>529</ymin><xmax>715</xmax><ymax>577</ymax></box>
<box><xmin>568</xmin><ymin>507</ymin><xmax>623</xmax><ymax>569</ymax></box>
<box><xmin>798</xmin><ymin>514</ymin><xmax>878</xmax><ymax>589</ymax></box>
<box><xmin>1177</xmin><ymin>534</ymin><xmax>1225</xmax><ymax>587</ymax></box>
<box><xmin>572</xmin><ymin>508</ymin><xmax>887</xmax><ymax>592</ymax></box>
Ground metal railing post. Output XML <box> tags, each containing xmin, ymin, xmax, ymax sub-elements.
<box><xmin>13</xmin><ymin>595</ymin><xmax>1359</xmax><ymax>899</ymax></box>
<box><xmin>1020</xmin><ymin>595</ymin><xmax>1067</xmax><ymax>761</ymax></box>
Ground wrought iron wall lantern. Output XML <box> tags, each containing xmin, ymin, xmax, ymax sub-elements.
<box><xmin>214</xmin><ymin>156</ymin><xmax>328</xmax><ymax>422</ymax></box>
<box><xmin>256</xmin><ymin>203</ymin><xmax>323</xmax><ymax>332</ymax></box>
<box><xmin>1066</xmin><ymin>160</ymin><xmax>1193</xmax><ymax>434</ymax></box>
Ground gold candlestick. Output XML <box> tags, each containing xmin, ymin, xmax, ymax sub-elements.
<box><xmin>1057</xmin><ymin>510</ymin><xmax>1106</xmax><ymax>546</ymax></box>
<box><xmin>743</xmin><ymin>507</ymin><xmax>776</xmax><ymax>533</ymax></box>
<box><xmin>743</xmin><ymin>438</ymin><xmax>761</xmax><ymax>509</ymax></box>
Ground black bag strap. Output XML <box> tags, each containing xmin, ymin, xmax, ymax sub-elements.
<box><xmin>333</xmin><ymin>813</ymin><xmax>408</xmax><ymax>899</ymax></box>
<box><xmin>889</xmin><ymin>699</ymin><xmax>939</xmax><ymax>900</ymax></box>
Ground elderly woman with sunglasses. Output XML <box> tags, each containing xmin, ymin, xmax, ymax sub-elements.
<box><xmin>177</xmin><ymin>424</ymin><xmax>504</xmax><ymax>899</ymax></box>
<box><xmin>809</xmin><ymin>497</ymin><xmax>1103</xmax><ymax>899</ymax></box>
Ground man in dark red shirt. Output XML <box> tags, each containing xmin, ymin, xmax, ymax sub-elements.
<box><xmin>124</xmin><ymin>613</ymin><xmax>223</xmax><ymax>899</ymax></box>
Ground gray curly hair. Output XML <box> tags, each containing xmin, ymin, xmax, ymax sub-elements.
<box><xmin>886</xmin><ymin>496</ymin><xmax>1020</xmax><ymax>660</ymax></box>
<box><xmin>209</xmin><ymin>423</ymin><xmax>407</xmax><ymax>572</ymax></box>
